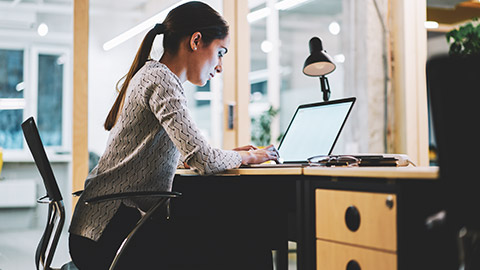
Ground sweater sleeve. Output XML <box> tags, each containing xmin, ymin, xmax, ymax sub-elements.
<box><xmin>147</xmin><ymin>72</ymin><xmax>242</xmax><ymax>175</ymax></box>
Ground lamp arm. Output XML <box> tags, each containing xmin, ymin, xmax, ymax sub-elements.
<box><xmin>320</xmin><ymin>76</ymin><xmax>331</xmax><ymax>102</ymax></box>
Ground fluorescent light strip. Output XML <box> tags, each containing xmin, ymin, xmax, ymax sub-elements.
<box><xmin>247</xmin><ymin>7</ymin><xmax>271</xmax><ymax>23</ymax></box>
<box><xmin>103</xmin><ymin>0</ymin><xmax>188</xmax><ymax>51</ymax></box>
<box><xmin>247</xmin><ymin>0</ymin><xmax>313</xmax><ymax>23</ymax></box>
<box><xmin>275</xmin><ymin>0</ymin><xmax>312</xmax><ymax>11</ymax></box>
<box><xmin>104</xmin><ymin>0</ymin><xmax>313</xmax><ymax>50</ymax></box>
<box><xmin>0</xmin><ymin>98</ymin><xmax>25</xmax><ymax>110</ymax></box>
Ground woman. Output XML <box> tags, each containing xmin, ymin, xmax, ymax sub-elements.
<box><xmin>68</xmin><ymin>1</ymin><xmax>279</xmax><ymax>269</ymax></box>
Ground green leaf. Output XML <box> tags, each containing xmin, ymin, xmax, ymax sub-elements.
<box><xmin>446</xmin><ymin>29</ymin><xmax>460</xmax><ymax>43</ymax></box>
<box><xmin>446</xmin><ymin>19</ymin><xmax>480</xmax><ymax>56</ymax></box>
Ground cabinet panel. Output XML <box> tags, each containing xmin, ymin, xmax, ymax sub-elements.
<box><xmin>316</xmin><ymin>189</ymin><xmax>397</xmax><ymax>251</ymax></box>
<box><xmin>317</xmin><ymin>240</ymin><xmax>397</xmax><ymax>270</ymax></box>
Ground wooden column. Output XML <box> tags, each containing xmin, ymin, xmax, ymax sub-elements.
<box><xmin>72</xmin><ymin>0</ymin><xmax>89</xmax><ymax>208</ymax></box>
<box><xmin>391</xmin><ymin>0</ymin><xmax>429</xmax><ymax>166</ymax></box>
<box><xmin>222</xmin><ymin>0</ymin><xmax>251</xmax><ymax>149</ymax></box>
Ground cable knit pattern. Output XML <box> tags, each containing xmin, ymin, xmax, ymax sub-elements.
<box><xmin>69</xmin><ymin>61</ymin><xmax>242</xmax><ymax>241</ymax></box>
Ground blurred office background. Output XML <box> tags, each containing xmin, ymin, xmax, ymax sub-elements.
<box><xmin>0</xmin><ymin>0</ymin><xmax>472</xmax><ymax>269</ymax></box>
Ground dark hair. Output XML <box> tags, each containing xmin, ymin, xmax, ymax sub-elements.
<box><xmin>104</xmin><ymin>1</ymin><xmax>229</xmax><ymax>131</ymax></box>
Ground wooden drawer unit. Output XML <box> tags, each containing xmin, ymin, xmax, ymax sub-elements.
<box><xmin>317</xmin><ymin>240</ymin><xmax>397</xmax><ymax>270</ymax></box>
<box><xmin>315</xmin><ymin>189</ymin><xmax>397</xmax><ymax>252</ymax></box>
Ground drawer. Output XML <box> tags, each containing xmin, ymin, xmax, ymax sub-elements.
<box><xmin>317</xmin><ymin>240</ymin><xmax>397</xmax><ymax>270</ymax></box>
<box><xmin>316</xmin><ymin>189</ymin><xmax>396</xmax><ymax>251</ymax></box>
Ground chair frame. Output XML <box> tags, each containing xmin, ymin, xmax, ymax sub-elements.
<box><xmin>35</xmin><ymin>196</ymin><xmax>66</xmax><ymax>270</ymax></box>
<box><xmin>22</xmin><ymin>117</ymin><xmax>181</xmax><ymax>270</ymax></box>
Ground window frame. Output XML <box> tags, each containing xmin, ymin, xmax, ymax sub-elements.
<box><xmin>0</xmin><ymin>43</ymin><xmax>72</xmax><ymax>160</ymax></box>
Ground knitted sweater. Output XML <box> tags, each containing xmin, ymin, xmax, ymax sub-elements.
<box><xmin>69</xmin><ymin>61</ymin><xmax>241</xmax><ymax>241</ymax></box>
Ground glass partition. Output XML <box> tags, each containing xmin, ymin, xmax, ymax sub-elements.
<box><xmin>249</xmin><ymin>0</ymin><xmax>389</xmax><ymax>154</ymax></box>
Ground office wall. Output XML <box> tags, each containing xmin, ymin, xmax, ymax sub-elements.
<box><xmin>0</xmin><ymin>162</ymin><xmax>71</xmax><ymax>230</ymax></box>
<box><xmin>340</xmin><ymin>0</ymin><xmax>388</xmax><ymax>154</ymax></box>
<box><xmin>87</xmin><ymin>13</ymin><xmax>143</xmax><ymax>156</ymax></box>
<box><xmin>427</xmin><ymin>31</ymin><xmax>449</xmax><ymax>59</ymax></box>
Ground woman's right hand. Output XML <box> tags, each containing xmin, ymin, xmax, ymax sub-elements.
<box><xmin>237</xmin><ymin>144</ymin><xmax>279</xmax><ymax>165</ymax></box>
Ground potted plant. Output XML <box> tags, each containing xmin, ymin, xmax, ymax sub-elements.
<box><xmin>251</xmin><ymin>106</ymin><xmax>282</xmax><ymax>146</ymax></box>
<box><xmin>446</xmin><ymin>17</ymin><xmax>480</xmax><ymax>56</ymax></box>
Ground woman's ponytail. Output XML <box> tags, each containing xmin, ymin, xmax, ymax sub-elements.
<box><xmin>104</xmin><ymin>1</ymin><xmax>229</xmax><ymax>131</ymax></box>
<box><xmin>104</xmin><ymin>24</ymin><xmax>165</xmax><ymax>131</ymax></box>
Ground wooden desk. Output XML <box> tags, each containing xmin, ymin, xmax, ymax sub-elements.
<box><xmin>301</xmin><ymin>166</ymin><xmax>440</xmax><ymax>270</ymax></box>
<box><xmin>178</xmin><ymin>166</ymin><xmax>438</xmax><ymax>178</ymax></box>
<box><xmin>303</xmin><ymin>166</ymin><xmax>438</xmax><ymax>179</ymax></box>
<box><xmin>176</xmin><ymin>167</ymin><xmax>303</xmax><ymax>176</ymax></box>
<box><xmin>174</xmin><ymin>167</ymin><xmax>301</xmax><ymax>270</ymax></box>
<box><xmin>175</xmin><ymin>166</ymin><xmax>440</xmax><ymax>270</ymax></box>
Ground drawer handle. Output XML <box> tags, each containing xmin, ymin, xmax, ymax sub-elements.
<box><xmin>345</xmin><ymin>205</ymin><xmax>361</xmax><ymax>232</ymax></box>
<box><xmin>386</xmin><ymin>195</ymin><xmax>394</xmax><ymax>209</ymax></box>
<box><xmin>346</xmin><ymin>260</ymin><xmax>361</xmax><ymax>270</ymax></box>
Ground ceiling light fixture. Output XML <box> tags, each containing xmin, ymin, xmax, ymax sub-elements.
<box><xmin>261</xmin><ymin>40</ymin><xmax>273</xmax><ymax>53</ymax></box>
<box><xmin>37</xmin><ymin>23</ymin><xmax>48</xmax><ymax>37</ymax></box>
<box><xmin>328</xmin><ymin>21</ymin><xmax>341</xmax><ymax>35</ymax></box>
<box><xmin>424</xmin><ymin>21</ymin><xmax>439</xmax><ymax>29</ymax></box>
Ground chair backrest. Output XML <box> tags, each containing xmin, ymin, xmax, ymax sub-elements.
<box><xmin>22</xmin><ymin>116</ymin><xmax>66</xmax><ymax>270</ymax></box>
<box><xmin>427</xmin><ymin>54</ymin><xmax>480</xmax><ymax>228</ymax></box>
<box><xmin>21</xmin><ymin>116</ymin><xmax>62</xmax><ymax>202</ymax></box>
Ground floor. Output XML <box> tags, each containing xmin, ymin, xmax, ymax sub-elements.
<box><xmin>0</xmin><ymin>228</ymin><xmax>70</xmax><ymax>270</ymax></box>
<box><xmin>0</xmin><ymin>228</ymin><xmax>297</xmax><ymax>270</ymax></box>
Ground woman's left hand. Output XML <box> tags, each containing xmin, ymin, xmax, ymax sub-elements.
<box><xmin>232</xmin><ymin>145</ymin><xmax>258</xmax><ymax>151</ymax></box>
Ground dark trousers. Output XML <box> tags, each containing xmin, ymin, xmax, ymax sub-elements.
<box><xmin>69</xmin><ymin>204</ymin><xmax>141</xmax><ymax>270</ymax></box>
<box><xmin>69</xmin><ymin>203</ymin><xmax>273</xmax><ymax>270</ymax></box>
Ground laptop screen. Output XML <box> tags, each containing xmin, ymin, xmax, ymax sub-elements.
<box><xmin>277</xmin><ymin>97</ymin><xmax>356</xmax><ymax>163</ymax></box>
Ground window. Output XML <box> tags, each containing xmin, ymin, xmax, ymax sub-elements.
<box><xmin>184</xmin><ymin>78</ymin><xmax>224</xmax><ymax>148</ymax></box>
<box><xmin>0</xmin><ymin>46</ymin><xmax>70</xmax><ymax>152</ymax></box>
<box><xmin>0</xmin><ymin>49</ymin><xmax>25</xmax><ymax>149</ymax></box>
<box><xmin>37</xmin><ymin>53</ymin><xmax>65</xmax><ymax>147</ymax></box>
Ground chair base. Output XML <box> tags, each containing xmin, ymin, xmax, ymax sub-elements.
<box><xmin>59</xmin><ymin>261</ymin><xmax>79</xmax><ymax>270</ymax></box>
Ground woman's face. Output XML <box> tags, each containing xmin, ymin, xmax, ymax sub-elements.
<box><xmin>187</xmin><ymin>33</ymin><xmax>230</xmax><ymax>86</ymax></box>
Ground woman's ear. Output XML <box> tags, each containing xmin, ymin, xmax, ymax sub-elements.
<box><xmin>189</xmin><ymin>32</ymin><xmax>202</xmax><ymax>51</ymax></box>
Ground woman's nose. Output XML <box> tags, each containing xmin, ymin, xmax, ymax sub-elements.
<box><xmin>215</xmin><ymin>57</ymin><xmax>223</xmax><ymax>73</ymax></box>
<box><xmin>215</xmin><ymin>64</ymin><xmax>222</xmax><ymax>73</ymax></box>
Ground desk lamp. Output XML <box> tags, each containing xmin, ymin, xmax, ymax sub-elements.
<box><xmin>303</xmin><ymin>37</ymin><xmax>336</xmax><ymax>101</ymax></box>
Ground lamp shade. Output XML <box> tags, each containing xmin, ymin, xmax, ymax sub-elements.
<box><xmin>303</xmin><ymin>37</ymin><xmax>336</xmax><ymax>76</ymax></box>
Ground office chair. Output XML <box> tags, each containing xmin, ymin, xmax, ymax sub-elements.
<box><xmin>21</xmin><ymin>117</ymin><xmax>181</xmax><ymax>270</ymax></box>
<box><xmin>427</xmin><ymin>54</ymin><xmax>480</xmax><ymax>270</ymax></box>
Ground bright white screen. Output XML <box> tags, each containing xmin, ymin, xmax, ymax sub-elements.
<box><xmin>278</xmin><ymin>101</ymin><xmax>353</xmax><ymax>162</ymax></box>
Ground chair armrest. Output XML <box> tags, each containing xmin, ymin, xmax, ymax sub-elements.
<box><xmin>107</xmin><ymin>191</ymin><xmax>181</xmax><ymax>270</ymax></box>
<box><xmin>84</xmin><ymin>191</ymin><xmax>182</xmax><ymax>204</ymax></box>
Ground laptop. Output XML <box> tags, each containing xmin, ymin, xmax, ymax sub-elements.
<box><xmin>245</xmin><ymin>97</ymin><xmax>356</xmax><ymax>167</ymax></box>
